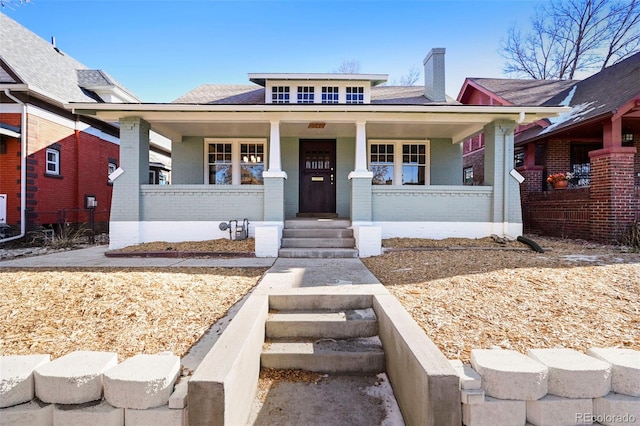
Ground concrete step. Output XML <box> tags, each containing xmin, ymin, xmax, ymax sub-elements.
<box><xmin>268</xmin><ymin>294</ymin><xmax>374</xmax><ymax>312</ymax></box>
<box><xmin>283</xmin><ymin>219</ymin><xmax>352</xmax><ymax>229</ymax></box>
<box><xmin>278</xmin><ymin>248</ymin><xmax>358</xmax><ymax>258</ymax></box>
<box><xmin>261</xmin><ymin>337</ymin><xmax>385</xmax><ymax>374</ymax></box>
<box><xmin>266</xmin><ymin>308</ymin><xmax>378</xmax><ymax>339</ymax></box>
<box><xmin>282</xmin><ymin>228</ymin><xmax>354</xmax><ymax>238</ymax></box>
<box><xmin>280</xmin><ymin>238</ymin><xmax>356</xmax><ymax>249</ymax></box>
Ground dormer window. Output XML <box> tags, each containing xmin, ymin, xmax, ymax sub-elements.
<box><xmin>297</xmin><ymin>87</ymin><xmax>314</xmax><ymax>103</ymax></box>
<box><xmin>346</xmin><ymin>87</ymin><xmax>364</xmax><ymax>104</ymax></box>
<box><xmin>272</xmin><ymin>86</ymin><xmax>290</xmax><ymax>103</ymax></box>
<box><xmin>322</xmin><ymin>87</ymin><xmax>339</xmax><ymax>104</ymax></box>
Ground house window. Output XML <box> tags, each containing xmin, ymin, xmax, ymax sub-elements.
<box><xmin>464</xmin><ymin>166</ymin><xmax>474</xmax><ymax>185</ymax></box>
<box><xmin>370</xmin><ymin>143</ymin><xmax>394</xmax><ymax>185</ymax></box>
<box><xmin>205</xmin><ymin>139</ymin><xmax>266</xmax><ymax>185</ymax></box>
<box><xmin>346</xmin><ymin>87</ymin><xmax>364</xmax><ymax>104</ymax></box>
<box><xmin>271</xmin><ymin>86</ymin><xmax>290</xmax><ymax>104</ymax></box>
<box><xmin>46</xmin><ymin>148</ymin><xmax>60</xmax><ymax>175</ymax></box>
<box><xmin>207</xmin><ymin>143</ymin><xmax>233</xmax><ymax>184</ymax></box>
<box><xmin>240</xmin><ymin>143</ymin><xmax>264</xmax><ymax>184</ymax></box>
<box><xmin>514</xmin><ymin>150</ymin><xmax>525</xmax><ymax>168</ymax></box>
<box><xmin>570</xmin><ymin>143</ymin><xmax>599</xmax><ymax>187</ymax></box>
<box><xmin>108</xmin><ymin>161</ymin><xmax>117</xmax><ymax>184</ymax></box>
<box><xmin>297</xmin><ymin>86</ymin><xmax>314</xmax><ymax>103</ymax></box>
<box><xmin>321</xmin><ymin>86</ymin><xmax>339</xmax><ymax>104</ymax></box>
<box><xmin>369</xmin><ymin>140</ymin><xmax>430</xmax><ymax>185</ymax></box>
<box><xmin>402</xmin><ymin>144</ymin><xmax>426</xmax><ymax>185</ymax></box>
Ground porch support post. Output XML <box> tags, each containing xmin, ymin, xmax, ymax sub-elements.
<box><xmin>259</xmin><ymin>120</ymin><xmax>287</xmax><ymax>257</ymax></box>
<box><xmin>348</xmin><ymin>121</ymin><xmax>380</xmax><ymax>257</ymax></box>
<box><xmin>109</xmin><ymin>117</ymin><xmax>150</xmax><ymax>249</ymax></box>
<box><xmin>483</xmin><ymin>120</ymin><xmax>522</xmax><ymax>238</ymax></box>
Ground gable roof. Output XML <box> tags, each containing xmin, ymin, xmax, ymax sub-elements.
<box><xmin>173</xmin><ymin>83</ymin><xmax>458</xmax><ymax>105</ymax></box>
<box><xmin>517</xmin><ymin>52</ymin><xmax>640</xmax><ymax>142</ymax></box>
<box><xmin>459</xmin><ymin>78</ymin><xmax>577</xmax><ymax>106</ymax></box>
<box><xmin>0</xmin><ymin>13</ymin><xmax>139</xmax><ymax>104</ymax></box>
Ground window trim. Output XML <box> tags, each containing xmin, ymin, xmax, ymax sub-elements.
<box><xmin>204</xmin><ymin>138</ymin><xmax>267</xmax><ymax>185</ymax></box>
<box><xmin>346</xmin><ymin>86</ymin><xmax>365</xmax><ymax>104</ymax></box>
<box><xmin>45</xmin><ymin>147</ymin><xmax>60</xmax><ymax>176</ymax></box>
<box><xmin>271</xmin><ymin>86</ymin><xmax>290</xmax><ymax>104</ymax></box>
<box><xmin>368</xmin><ymin>139</ymin><xmax>430</xmax><ymax>186</ymax></box>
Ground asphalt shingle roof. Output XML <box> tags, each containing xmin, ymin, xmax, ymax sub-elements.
<box><xmin>0</xmin><ymin>13</ymin><xmax>139</xmax><ymax>103</ymax></box>
<box><xmin>466</xmin><ymin>78</ymin><xmax>578</xmax><ymax>106</ymax></box>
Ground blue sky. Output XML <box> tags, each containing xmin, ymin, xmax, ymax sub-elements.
<box><xmin>4</xmin><ymin>0</ymin><xmax>543</xmax><ymax>102</ymax></box>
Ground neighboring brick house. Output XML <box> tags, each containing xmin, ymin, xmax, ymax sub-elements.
<box><xmin>458</xmin><ymin>52</ymin><xmax>640</xmax><ymax>243</ymax></box>
<box><xmin>70</xmin><ymin>47</ymin><xmax>567</xmax><ymax>257</ymax></box>
<box><xmin>0</xmin><ymin>13</ymin><xmax>170</xmax><ymax>241</ymax></box>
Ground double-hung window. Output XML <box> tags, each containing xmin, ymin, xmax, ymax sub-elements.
<box><xmin>46</xmin><ymin>148</ymin><xmax>60</xmax><ymax>175</ymax></box>
<box><xmin>206</xmin><ymin>139</ymin><xmax>266</xmax><ymax>185</ymax></box>
<box><xmin>346</xmin><ymin>87</ymin><xmax>364</xmax><ymax>104</ymax></box>
<box><xmin>369</xmin><ymin>140</ymin><xmax>429</xmax><ymax>185</ymax></box>
<box><xmin>297</xmin><ymin>86</ymin><xmax>314</xmax><ymax>103</ymax></box>
<box><xmin>321</xmin><ymin>86</ymin><xmax>339</xmax><ymax>103</ymax></box>
<box><xmin>271</xmin><ymin>86</ymin><xmax>290</xmax><ymax>103</ymax></box>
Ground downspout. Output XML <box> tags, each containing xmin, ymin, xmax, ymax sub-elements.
<box><xmin>1</xmin><ymin>89</ymin><xmax>27</xmax><ymax>243</ymax></box>
<box><xmin>502</xmin><ymin>119</ymin><xmax>520</xmax><ymax>237</ymax></box>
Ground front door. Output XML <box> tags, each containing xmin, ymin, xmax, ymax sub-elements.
<box><xmin>299</xmin><ymin>139</ymin><xmax>336</xmax><ymax>214</ymax></box>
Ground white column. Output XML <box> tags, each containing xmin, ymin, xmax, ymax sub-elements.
<box><xmin>268</xmin><ymin>120</ymin><xmax>282</xmax><ymax>172</ymax></box>
<box><xmin>355</xmin><ymin>120</ymin><xmax>368</xmax><ymax>172</ymax></box>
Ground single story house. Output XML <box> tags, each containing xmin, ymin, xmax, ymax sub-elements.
<box><xmin>69</xmin><ymin>48</ymin><xmax>567</xmax><ymax>257</ymax></box>
<box><xmin>458</xmin><ymin>52</ymin><xmax>640</xmax><ymax>243</ymax></box>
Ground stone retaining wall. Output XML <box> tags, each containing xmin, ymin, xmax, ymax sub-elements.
<box><xmin>452</xmin><ymin>347</ymin><xmax>639</xmax><ymax>426</ymax></box>
<box><xmin>0</xmin><ymin>351</ymin><xmax>188</xmax><ymax>426</ymax></box>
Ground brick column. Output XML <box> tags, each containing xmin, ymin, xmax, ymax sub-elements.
<box><xmin>589</xmin><ymin>146</ymin><xmax>637</xmax><ymax>243</ymax></box>
<box><xmin>518</xmin><ymin>165</ymin><xmax>544</xmax><ymax>233</ymax></box>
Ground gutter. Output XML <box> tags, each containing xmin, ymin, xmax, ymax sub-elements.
<box><xmin>1</xmin><ymin>89</ymin><xmax>27</xmax><ymax>243</ymax></box>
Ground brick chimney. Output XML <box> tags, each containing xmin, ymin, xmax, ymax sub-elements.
<box><xmin>423</xmin><ymin>48</ymin><xmax>446</xmax><ymax>102</ymax></box>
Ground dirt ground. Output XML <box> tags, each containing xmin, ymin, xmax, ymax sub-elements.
<box><xmin>1</xmin><ymin>235</ymin><xmax>638</xmax><ymax>363</ymax></box>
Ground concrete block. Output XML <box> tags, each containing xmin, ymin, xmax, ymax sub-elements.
<box><xmin>125</xmin><ymin>405</ymin><xmax>186</xmax><ymax>426</ymax></box>
<box><xmin>592</xmin><ymin>393</ymin><xmax>640</xmax><ymax>426</ymax></box>
<box><xmin>450</xmin><ymin>360</ymin><xmax>482</xmax><ymax>390</ymax></box>
<box><xmin>0</xmin><ymin>354</ymin><xmax>50</xmax><ymax>408</ymax></box>
<box><xmin>587</xmin><ymin>348</ymin><xmax>640</xmax><ymax>397</ymax></box>
<box><xmin>34</xmin><ymin>351</ymin><xmax>118</xmax><ymax>404</ymax></box>
<box><xmin>471</xmin><ymin>349</ymin><xmax>548</xmax><ymax>400</ymax></box>
<box><xmin>255</xmin><ymin>226</ymin><xmax>280</xmax><ymax>257</ymax></box>
<box><xmin>53</xmin><ymin>400</ymin><xmax>124</xmax><ymax>426</ymax></box>
<box><xmin>461</xmin><ymin>389</ymin><xmax>485</xmax><ymax>405</ymax></box>
<box><xmin>528</xmin><ymin>348</ymin><xmax>611</xmax><ymax>398</ymax></box>
<box><xmin>526</xmin><ymin>394</ymin><xmax>593</xmax><ymax>426</ymax></box>
<box><xmin>462</xmin><ymin>396</ymin><xmax>526</xmax><ymax>426</ymax></box>
<box><xmin>0</xmin><ymin>400</ymin><xmax>53</xmax><ymax>426</ymax></box>
<box><xmin>103</xmin><ymin>354</ymin><xmax>180</xmax><ymax>409</ymax></box>
<box><xmin>168</xmin><ymin>377</ymin><xmax>189</xmax><ymax>409</ymax></box>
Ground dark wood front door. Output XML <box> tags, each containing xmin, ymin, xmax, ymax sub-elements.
<box><xmin>299</xmin><ymin>139</ymin><xmax>336</xmax><ymax>214</ymax></box>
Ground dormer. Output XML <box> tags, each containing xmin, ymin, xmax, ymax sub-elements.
<box><xmin>248</xmin><ymin>73</ymin><xmax>388</xmax><ymax>104</ymax></box>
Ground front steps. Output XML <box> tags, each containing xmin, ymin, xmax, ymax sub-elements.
<box><xmin>261</xmin><ymin>295</ymin><xmax>385</xmax><ymax>375</ymax></box>
<box><xmin>278</xmin><ymin>218</ymin><xmax>358</xmax><ymax>258</ymax></box>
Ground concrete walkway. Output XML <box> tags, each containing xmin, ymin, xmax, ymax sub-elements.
<box><xmin>0</xmin><ymin>245</ymin><xmax>275</xmax><ymax>268</ymax></box>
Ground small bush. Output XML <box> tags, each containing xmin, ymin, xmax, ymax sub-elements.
<box><xmin>622</xmin><ymin>221</ymin><xmax>640</xmax><ymax>251</ymax></box>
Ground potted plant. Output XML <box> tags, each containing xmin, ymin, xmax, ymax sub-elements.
<box><xmin>546</xmin><ymin>172</ymin><xmax>573</xmax><ymax>189</ymax></box>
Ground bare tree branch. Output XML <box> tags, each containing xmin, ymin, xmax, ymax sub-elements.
<box><xmin>399</xmin><ymin>66</ymin><xmax>420</xmax><ymax>86</ymax></box>
<box><xmin>335</xmin><ymin>60</ymin><xmax>361</xmax><ymax>74</ymax></box>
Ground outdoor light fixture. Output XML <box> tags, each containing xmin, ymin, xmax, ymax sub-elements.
<box><xmin>622</xmin><ymin>130</ymin><xmax>634</xmax><ymax>142</ymax></box>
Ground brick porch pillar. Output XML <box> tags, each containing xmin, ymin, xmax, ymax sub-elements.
<box><xmin>518</xmin><ymin>165</ymin><xmax>544</xmax><ymax>233</ymax></box>
<box><xmin>589</xmin><ymin>147</ymin><xmax>637</xmax><ymax>243</ymax></box>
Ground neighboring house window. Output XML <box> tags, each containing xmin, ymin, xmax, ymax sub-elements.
<box><xmin>149</xmin><ymin>170</ymin><xmax>156</xmax><ymax>184</ymax></box>
<box><xmin>240</xmin><ymin>143</ymin><xmax>265</xmax><ymax>184</ymax></box>
<box><xmin>207</xmin><ymin>143</ymin><xmax>233</xmax><ymax>184</ymax></box>
<box><xmin>297</xmin><ymin>86</ymin><xmax>314</xmax><ymax>103</ymax></box>
<box><xmin>45</xmin><ymin>147</ymin><xmax>60</xmax><ymax>175</ymax></box>
<box><xmin>464</xmin><ymin>166</ymin><xmax>474</xmax><ymax>185</ymax></box>
<box><xmin>321</xmin><ymin>86</ymin><xmax>339</xmax><ymax>104</ymax></box>
<box><xmin>570</xmin><ymin>143</ymin><xmax>599</xmax><ymax>187</ymax></box>
<box><xmin>369</xmin><ymin>140</ymin><xmax>430</xmax><ymax>185</ymax></box>
<box><xmin>514</xmin><ymin>150</ymin><xmax>524</xmax><ymax>168</ymax></box>
<box><xmin>346</xmin><ymin>87</ymin><xmax>364</xmax><ymax>104</ymax></box>
<box><xmin>205</xmin><ymin>139</ymin><xmax>266</xmax><ymax>185</ymax></box>
<box><xmin>272</xmin><ymin>86</ymin><xmax>290</xmax><ymax>104</ymax></box>
<box><xmin>158</xmin><ymin>171</ymin><xmax>168</xmax><ymax>185</ymax></box>
<box><xmin>108</xmin><ymin>161</ymin><xmax>117</xmax><ymax>184</ymax></box>
<box><xmin>370</xmin><ymin>143</ymin><xmax>394</xmax><ymax>185</ymax></box>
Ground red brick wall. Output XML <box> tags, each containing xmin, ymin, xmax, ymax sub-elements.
<box><xmin>524</xmin><ymin>188</ymin><xmax>591</xmax><ymax>239</ymax></box>
<box><xmin>462</xmin><ymin>148</ymin><xmax>485</xmax><ymax>185</ymax></box>
<box><xmin>1</xmin><ymin>112</ymin><xmax>117</xmax><ymax>231</ymax></box>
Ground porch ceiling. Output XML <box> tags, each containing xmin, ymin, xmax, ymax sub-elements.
<box><xmin>68</xmin><ymin>104</ymin><xmax>571</xmax><ymax>143</ymax></box>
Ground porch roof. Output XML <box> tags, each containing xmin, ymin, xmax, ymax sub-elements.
<box><xmin>68</xmin><ymin>103</ymin><xmax>570</xmax><ymax>144</ymax></box>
